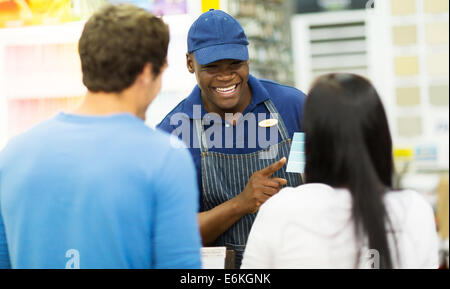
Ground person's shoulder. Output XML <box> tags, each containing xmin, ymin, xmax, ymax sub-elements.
<box><xmin>141</xmin><ymin>126</ymin><xmax>188</xmax><ymax>152</ymax></box>
<box><xmin>156</xmin><ymin>98</ymin><xmax>191</xmax><ymax>133</ymax></box>
<box><xmin>385</xmin><ymin>189</ymin><xmax>434</xmax><ymax>216</ymax></box>
<box><xmin>384</xmin><ymin>189</ymin><xmax>437</xmax><ymax>232</ymax></box>
<box><xmin>126</xmin><ymin>127</ymin><xmax>193</xmax><ymax>177</ymax></box>
<box><xmin>261</xmin><ymin>183</ymin><xmax>337</xmax><ymax>213</ymax></box>
<box><xmin>258</xmin><ymin>183</ymin><xmax>351</xmax><ymax>237</ymax></box>
<box><xmin>0</xmin><ymin>117</ymin><xmax>57</xmax><ymax>157</ymax></box>
<box><xmin>146</xmin><ymin>130</ymin><xmax>194</xmax><ymax>178</ymax></box>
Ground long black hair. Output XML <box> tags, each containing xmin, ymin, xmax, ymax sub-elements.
<box><xmin>303</xmin><ymin>73</ymin><xmax>395</xmax><ymax>268</ymax></box>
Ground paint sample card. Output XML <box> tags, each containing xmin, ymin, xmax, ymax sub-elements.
<box><xmin>424</xmin><ymin>0</ymin><xmax>449</xmax><ymax>14</ymax></box>
<box><xmin>286</xmin><ymin>132</ymin><xmax>305</xmax><ymax>174</ymax></box>
<box><xmin>396</xmin><ymin>86</ymin><xmax>421</xmax><ymax>106</ymax></box>
<box><xmin>397</xmin><ymin>116</ymin><xmax>423</xmax><ymax>137</ymax></box>
<box><xmin>426</xmin><ymin>22</ymin><xmax>449</xmax><ymax>45</ymax></box>
<box><xmin>427</xmin><ymin>53</ymin><xmax>449</xmax><ymax>75</ymax></box>
<box><xmin>430</xmin><ymin>85</ymin><xmax>449</xmax><ymax>106</ymax></box>
<box><xmin>395</xmin><ymin>56</ymin><xmax>419</xmax><ymax>76</ymax></box>
<box><xmin>389</xmin><ymin>0</ymin><xmax>449</xmax><ymax>169</ymax></box>
<box><xmin>391</xmin><ymin>0</ymin><xmax>416</xmax><ymax>15</ymax></box>
<box><xmin>393</xmin><ymin>25</ymin><xmax>417</xmax><ymax>46</ymax></box>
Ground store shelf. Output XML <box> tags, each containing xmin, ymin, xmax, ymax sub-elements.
<box><xmin>228</xmin><ymin>0</ymin><xmax>295</xmax><ymax>85</ymax></box>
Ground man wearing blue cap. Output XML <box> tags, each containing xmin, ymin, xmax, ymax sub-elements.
<box><xmin>157</xmin><ymin>9</ymin><xmax>306</xmax><ymax>268</ymax></box>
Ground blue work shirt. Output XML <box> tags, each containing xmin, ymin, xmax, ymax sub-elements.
<box><xmin>157</xmin><ymin>75</ymin><xmax>306</xmax><ymax>211</ymax></box>
<box><xmin>0</xmin><ymin>113</ymin><xmax>202</xmax><ymax>269</ymax></box>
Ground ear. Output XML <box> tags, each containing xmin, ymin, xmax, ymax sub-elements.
<box><xmin>139</xmin><ymin>63</ymin><xmax>153</xmax><ymax>84</ymax></box>
<box><xmin>186</xmin><ymin>53</ymin><xmax>195</xmax><ymax>74</ymax></box>
<box><xmin>159</xmin><ymin>59</ymin><xmax>168</xmax><ymax>75</ymax></box>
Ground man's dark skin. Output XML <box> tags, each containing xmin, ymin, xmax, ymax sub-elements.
<box><xmin>186</xmin><ymin>53</ymin><xmax>288</xmax><ymax>245</ymax></box>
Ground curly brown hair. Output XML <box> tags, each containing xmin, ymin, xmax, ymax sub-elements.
<box><xmin>78</xmin><ymin>4</ymin><xmax>169</xmax><ymax>93</ymax></box>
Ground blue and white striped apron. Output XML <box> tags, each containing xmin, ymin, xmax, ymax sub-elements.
<box><xmin>194</xmin><ymin>99</ymin><xmax>302</xmax><ymax>268</ymax></box>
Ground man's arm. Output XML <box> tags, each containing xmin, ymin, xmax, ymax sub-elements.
<box><xmin>157</xmin><ymin>119</ymin><xmax>288</xmax><ymax>246</ymax></box>
<box><xmin>0</xmin><ymin>161</ymin><xmax>11</xmax><ymax>268</ymax></box>
<box><xmin>151</xmin><ymin>144</ymin><xmax>202</xmax><ymax>269</ymax></box>
<box><xmin>0</xmin><ymin>208</ymin><xmax>11</xmax><ymax>269</ymax></box>
<box><xmin>198</xmin><ymin>198</ymin><xmax>246</xmax><ymax>246</ymax></box>
<box><xmin>199</xmin><ymin>158</ymin><xmax>288</xmax><ymax>246</ymax></box>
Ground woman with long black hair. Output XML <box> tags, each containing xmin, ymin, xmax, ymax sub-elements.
<box><xmin>241</xmin><ymin>73</ymin><xmax>439</xmax><ymax>269</ymax></box>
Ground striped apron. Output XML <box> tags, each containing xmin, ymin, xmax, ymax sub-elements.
<box><xmin>194</xmin><ymin>99</ymin><xmax>302</xmax><ymax>268</ymax></box>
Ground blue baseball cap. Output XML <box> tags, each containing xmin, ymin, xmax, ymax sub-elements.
<box><xmin>187</xmin><ymin>9</ymin><xmax>249</xmax><ymax>65</ymax></box>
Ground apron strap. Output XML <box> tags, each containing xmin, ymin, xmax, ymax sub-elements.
<box><xmin>194</xmin><ymin>99</ymin><xmax>290</xmax><ymax>153</ymax></box>
<box><xmin>194</xmin><ymin>118</ymin><xmax>208</xmax><ymax>154</ymax></box>
<box><xmin>263</xmin><ymin>99</ymin><xmax>290</xmax><ymax>141</ymax></box>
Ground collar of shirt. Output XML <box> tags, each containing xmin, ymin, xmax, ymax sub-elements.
<box><xmin>181</xmin><ymin>74</ymin><xmax>270</xmax><ymax>120</ymax></box>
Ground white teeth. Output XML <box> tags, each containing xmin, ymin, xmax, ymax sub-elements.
<box><xmin>216</xmin><ymin>85</ymin><xmax>237</xmax><ymax>92</ymax></box>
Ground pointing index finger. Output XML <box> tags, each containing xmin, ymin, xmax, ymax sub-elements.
<box><xmin>260</xmin><ymin>157</ymin><xmax>287</xmax><ymax>177</ymax></box>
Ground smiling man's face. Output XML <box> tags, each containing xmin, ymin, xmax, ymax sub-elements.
<box><xmin>187</xmin><ymin>54</ymin><xmax>252</xmax><ymax>116</ymax></box>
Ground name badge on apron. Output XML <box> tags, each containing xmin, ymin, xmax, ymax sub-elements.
<box><xmin>258</xmin><ymin>118</ymin><xmax>278</xmax><ymax>128</ymax></box>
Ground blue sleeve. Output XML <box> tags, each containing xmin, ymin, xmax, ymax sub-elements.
<box><xmin>298</xmin><ymin>90</ymin><xmax>306</xmax><ymax>131</ymax></box>
<box><xmin>151</xmin><ymin>142</ymin><xmax>202</xmax><ymax>269</ymax></box>
<box><xmin>0</xmin><ymin>170</ymin><xmax>11</xmax><ymax>269</ymax></box>
<box><xmin>0</xmin><ymin>212</ymin><xmax>10</xmax><ymax>269</ymax></box>
<box><xmin>156</xmin><ymin>117</ymin><xmax>174</xmax><ymax>134</ymax></box>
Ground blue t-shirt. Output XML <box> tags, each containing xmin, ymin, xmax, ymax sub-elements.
<box><xmin>0</xmin><ymin>112</ymin><xmax>202</xmax><ymax>269</ymax></box>
<box><xmin>157</xmin><ymin>75</ymin><xmax>306</xmax><ymax>210</ymax></box>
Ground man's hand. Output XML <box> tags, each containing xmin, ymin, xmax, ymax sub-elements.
<box><xmin>236</xmin><ymin>157</ymin><xmax>288</xmax><ymax>214</ymax></box>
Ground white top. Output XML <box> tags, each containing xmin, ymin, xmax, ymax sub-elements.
<box><xmin>241</xmin><ymin>183</ymin><xmax>439</xmax><ymax>269</ymax></box>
